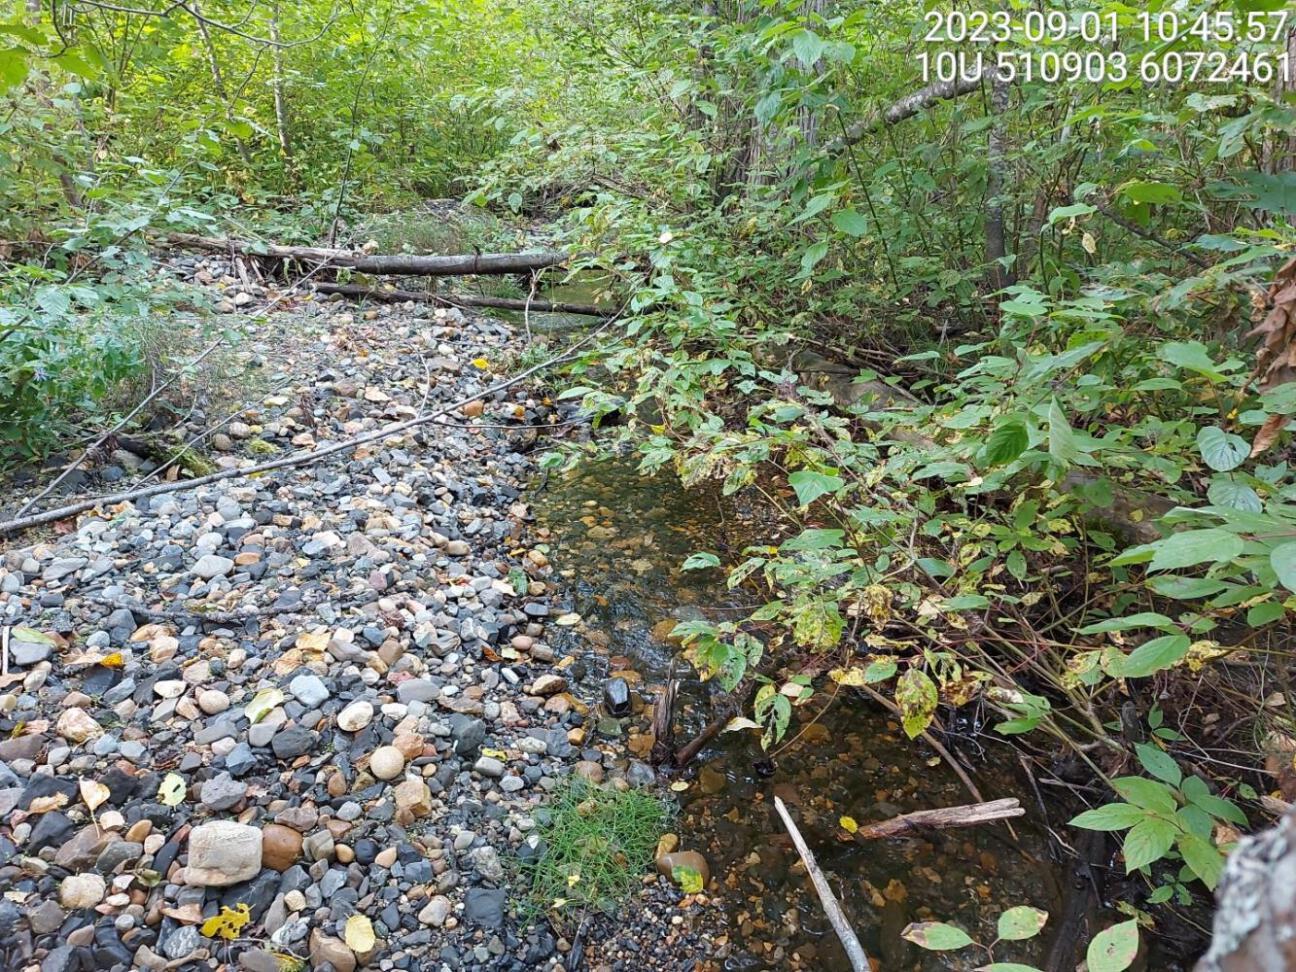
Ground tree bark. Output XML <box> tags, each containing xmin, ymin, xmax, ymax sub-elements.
<box><xmin>269</xmin><ymin>0</ymin><xmax>293</xmax><ymax>171</ymax></box>
<box><xmin>164</xmin><ymin>233</ymin><xmax>567</xmax><ymax>276</ymax></box>
<box><xmin>828</xmin><ymin>74</ymin><xmax>984</xmax><ymax>153</ymax></box>
<box><xmin>984</xmin><ymin>67</ymin><xmax>1012</xmax><ymax>289</ymax></box>
<box><xmin>312</xmin><ymin>282</ymin><xmax>608</xmax><ymax>316</ymax></box>
<box><xmin>193</xmin><ymin>2</ymin><xmax>253</xmax><ymax>166</ymax></box>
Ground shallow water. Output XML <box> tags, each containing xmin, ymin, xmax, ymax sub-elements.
<box><xmin>532</xmin><ymin>456</ymin><xmax>1072</xmax><ymax>971</ymax></box>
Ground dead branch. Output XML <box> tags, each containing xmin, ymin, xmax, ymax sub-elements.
<box><xmin>854</xmin><ymin>798</ymin><xmax>1024</xmax><ymax>839</ymax></box>
<box><xmin>774</xmin><ymin>795</ymin><xmax>872</xmax><ymax>972</ymax></box>
<box><xmin>0</xmin><ymin>315</ymin><xmax>618</xmax><ymax>538</ymax></box>
<box><xmin>312</xmin><ymin>281</ymin><xmax>610</xmax><ymax>316</ymax></box>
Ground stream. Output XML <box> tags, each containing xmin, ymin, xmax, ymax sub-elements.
<box><xmin>530</xmin><ymin>456</ymin><xmax>1072</xmax><ymax>971</ymax></box>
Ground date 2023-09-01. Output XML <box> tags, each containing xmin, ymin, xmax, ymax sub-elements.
<box><xmin>917</xmin><ymin>7</ymin><xmax>1293</xmax><ymax>86</ymax></box>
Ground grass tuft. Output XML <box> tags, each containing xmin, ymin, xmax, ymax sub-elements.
<box><xmin>522</xmin><ymin>777</ymin><xmax>669</xmax><ymax>917</ymax></box>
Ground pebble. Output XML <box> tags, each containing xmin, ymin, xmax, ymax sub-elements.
<box><xmin>369</xmin><ymin>745</ymin><xmax>405</xmax><ymax>780</ymax></box>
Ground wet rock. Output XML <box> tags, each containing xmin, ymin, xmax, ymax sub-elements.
<box><xmin>603</xmin><ymin>677</ymin><xmax>631</xmax><ymax>717</ymax></box>
<box><xmin>370</xmin><ymin>745</ymin><xmax>405</xmax><ymax>780</ymax></box>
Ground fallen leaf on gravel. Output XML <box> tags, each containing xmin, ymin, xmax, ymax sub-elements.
<box><xmin>555</xmin><ymin>612</ymin><xmax>582</xmax><ymax>626</ymax></box>
<box><xmin>29</xmin><ymin>793</ymin><xmax>69</xmax><ymax>813</ymax></box>
<box><xmin>246</xmin><ymin>688</ymin><xmax>286</xmax><ymax>723</ymax></box>
<box><xmin>80</xmin><ymin>779</ymin><xmax>110</xmax><ymax>814</ymax></box>
<box><xmin>201</xmin><ymin>902</ymin><xmax>251</xmax><ymax>940</ymax></box>
<box><xmin>158</xmin><ymin>772</ymin><xmax>186</xmax><ymax>807</ymax></box>
<box><xmin>344</xmin><ymin>914</ymin><xmax>377</xmax><ymax>953</ymax></box>
<box><xmin>840</xmin><ymin>816</ymin><xmax>859</xmax><ymax>834</ymax></box>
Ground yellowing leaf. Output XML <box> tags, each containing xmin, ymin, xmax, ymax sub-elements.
<box><xmin>839</xmin><ymin>816</ymin><xmax>859</xmax><ymax>834</ymax></box>
<box><xmin>670</xmin><ymin>780</ymin><xmax>689</xmax><ymax>792</ymax></box>
<box><xmin>471</xmin><ymin>357</ymin><xmax>489</xmax><ymax>369</ymax></box>
<box><xmin>99</xmin><ymin>652</ymin><xmax>125</xmax><ymax>669</ymax></box>
<box><xmin>80</xmin><ymin>779</ymin><xmax>110</xmax><ymax>814</ymax></box>
<box><xmin>722</xmin><ymin>717</ymin><xmax>761</xmax><ymax>733</ymax></box>
<box><xmin>201</xmin><ymin>903</ymin><xmax>250</xmax><ymax>940</ymax></box>
<box><xmin>158</xmin><ymin>772</ymin><xmax>186</xmax><ymax>807</ymax></box>
<box><xmin>245</xmin><ymin>688</ymin><xmax>286</xmax><ymax>724</ymax></box>
<box><xmin>29</xmin><ymin>793</ymin><xmax>69</xmax><ymax>814</ymax></box>
<box><xmin>297</xmin><ymin>631</ymin><xmax>331</xmax><ymax>653</ymax></box>
<box><xmin>480</xmin><ymin>747</ymin><xmax>508</xmax><ymax>759</ymax></box>
<box><xmin>343</xmin><ymin>914</ymin><xmax>376</xmax><ymax>953</ymax></box>
<box><xmin>672</xmin><ymin>865</ymin><xmax>704</xmax><ymax>894</ymax></box>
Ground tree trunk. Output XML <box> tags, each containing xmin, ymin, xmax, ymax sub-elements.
<box><xmin>193</xmin><ymin>3</ymin><xmax>253</xmax><ymax>166</ymax></box>
<box><xmin>984</xmin><ymin>67</ymin><xmax>1012</xmax><ymax>290</ymax></box>
<box><xmin>165</xmin><ymin>233</ymin><xmax>568</xmax><ymax>276</ymax></box>
<box><xmin>269</xmin><ymin>1</ymin><xmax>293</xmax><ymax>173</ymax></box>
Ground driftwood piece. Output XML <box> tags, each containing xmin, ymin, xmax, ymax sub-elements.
<box><xmin>774</xmin><ymin>795</ymin><xmax>872</xmax><ymax>972</ymax></box>
<box><xmin>854</xmin><ymin>798</ymin><xmax>1025</xmax><ymax>839</ymax></box>
<box><xmin>166</xmin><ymin>232</ymin><xmax>566</xmax><ymax>276</ymax></box>
<box><xmin>311</xmin><ymin>281</ymin><xmax>609</xmax><ymax>316</ymax></box>
<box><xmin>672</xmin><ymin>704</ymin><xmax>733</xmax><ymax>769</ymax></box>
<box><xmin>649</xmin><ymin>674</ymin><xmax>679</xmax><ymax>766</ymax></box>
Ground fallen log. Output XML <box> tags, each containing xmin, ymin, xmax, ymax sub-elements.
<box><xmin>311</xmin><ymin>281</ymin><xmax>610</xmax><ymax>316</ymax></box>
<box><xmin>166</xmin><ymin>232</ymin><xmax>566</xmax><ymax>276</ymax></box>
<box><xmin>854</xmin><ymin>798</ymin><xmax>1025</xmax><ymax>839</ymax></box>
<box><xmin>775</xmin><ymin>795</ymin><xmax>872</xmax><ymax>972</ymax></box>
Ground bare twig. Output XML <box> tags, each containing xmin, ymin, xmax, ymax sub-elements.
<box><xmin>0</xmin><ymin>313</ymin><xmax>620</xmax><ymax>538</ymax></box>
<box><xmin>854</xmin><ymin>798</ymin><xmax>1024</xmax><ymax>839</ymax></box>
<box><xmin>774</xmin><ymin>795</ymin><xmax>871</xmax><ymax>972</ymax></box>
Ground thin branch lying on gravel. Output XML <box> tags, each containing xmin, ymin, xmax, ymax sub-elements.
<box><xmin>774</xmin><ymin>795</ymin><xmax>871</xmax><ymax>972</ymax></box>
<box><xmin>0</xmin><ymin>314</ymin><xmax>621</xmax><ymax>539</ymax></box>
<box><xmin>312</xmin><ymin>281</ymin><xmax>611</xmax><ymax>317</ymax></box>
<box><xmin>13</xmin><ymin>338</ymin><xmax>226</xmax><ymax>520</ymax></box>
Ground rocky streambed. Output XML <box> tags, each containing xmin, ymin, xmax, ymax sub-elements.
<box><xmin>0</xmin><ymin>262</ymin><xmax>720</xmax><ymax>972</ymax></box>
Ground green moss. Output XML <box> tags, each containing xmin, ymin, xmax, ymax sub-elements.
<box><xmin>246</xmin><ymin>438</ymin><xmax>278</xmax><ymax>456</ymax></box>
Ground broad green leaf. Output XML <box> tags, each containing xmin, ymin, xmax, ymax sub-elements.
<box><xmin>1111</xmin><ymin>776</ymin><xmax>1177</xmax><ymax>814</ymax></box>
<box><xmin>1077</xmin><ymin>613</ymin><xmax>1175</xmax><ymax>634</ymax></box>
<box><xmin>1163</xmin><ymin>341</ymin><xmax>1224</xmax><ymax>380</ymax></box>
<box><xmin>1047</xmin><ymin>202</ymin><xmax>1096</xmax><ymax>225</ymax></box>
<box><xmin>1146</xmin><ymin>576</ymin><xmax>1227</xmax><ymax>600</ymax></box>
<box><xmin>1134</xmin><ymin>743</ymin><xmax>1182</xmax><ymax>787</ymax></box>
<box><xmin>781</xmin><ymin>528</ymin><xmax>845</xmax><ymax>551</ymax></box>
<box><xmin>1177</xmin><ymin>833</ymin><xmax>1224</xmax><ymax>889</ymax></box>
<box><xmin>1147</xmin><ymin>530</ymin><xmax>1243</xmax><ymax>573</ymax></box>
<box><xmin>681</xmin><ymin>552</ymin><xmax>720</xmax><ymax>570</ymax></box>
<box><xmin>1270</xmin><ymin>542</ymin><xmax>1296</xmax><ymax>592</ymax></box>
<box><xmin>1197</xmin><ymin>426</ymin><xmax>1249</xmax><ymax>472</ymax></box>
<box><xmin>832</xmin><ymin>208</ymin><xmax>869</xmax><ymax>236</ymax></box>
<box><xmin>996</xmin><ymin>906</ymin><xmax>1048</xmax><ymax>941</ymax></box>
<box><xmin>1119</xmin><ymin>180</ymin><xmax>1182</xmax><ymax>205</ymax></box>
<box><xmin>788</xmin><ymin>470</ymin><xmax>844</xmax><ymax>507</ymax></box>
<box><xmin>901</xmin><ymin>921</ymin><xmax>974</xmax><ymax>951</ymax></box>
<box><xmin>1207</xmin><ymin>480</ymin><xmax>1262</xmax><ymax>513</ymax></box>
<box><xmin>984</xmin><ymin>417</ymin><xmax>1029</xmax><ymax>466</ymax></box>
<box><xmin>800</xmin><ymin>240</ymin><xmax>829</xmax><ymax>275</ymax></box>
<box><xmin>1122</xmin><ymin>817</ymin><xmax>1176</xmax><ymax>872</ymax></box>
<box><xmin>1069</xmin><ymin>803</ymin><xmax>1146</xmax><ymax>832</ymax></box>
<box><xmin>1047</xmin><ymin>398</ymin><xmax>1077</xmax><ymax>468</ymax></box>
<box><xmin>1119</xmin><ymin>634</ymin><xmax>1191</xmax><ymax>677</ymax></box>
<box><xmin>1086</xmin><ymin>920</ymin><xmax>1139</xmax><ymax>972</ymax></box>
<box><xmin>791</xmin><ymin>28</ymin><xmax>826</xmax><ymax>68</ymax></box>
<box><xmin>895</xmin><ymin>668</ymin><xmax>938</xmax><ymax>739</ymax></box>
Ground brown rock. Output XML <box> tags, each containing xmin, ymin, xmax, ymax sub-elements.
<box><xmin>261</xmin><ymin>824</ymin><xmax>303</xmax><ymax>872</ymax></box>
<box><xmin>394</xmin><ymin>778</ymin><xmax>432</xmax><ymax>819</ymax></box>
<box><xmin>309</xmin><ymin>930</ymin><xmax>357</xmax><ymax>972</ymax></box>
<box><xmin>573</xmin><ymin>760</ymin><xmax>604</xmax><ymax>783</ymax></box>
<box><xmin>656</xmin><ymin>850</ymin><xmax>710</xmax><ymax>889</ymax></box>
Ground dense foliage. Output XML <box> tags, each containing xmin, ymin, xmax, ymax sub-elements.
<box><xmin>4</xmin><ymin>0</ymin><xmax>1296</xmax><ymax>957</ymax></box>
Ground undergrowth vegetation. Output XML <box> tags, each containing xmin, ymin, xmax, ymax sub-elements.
<box><xmin>4</xmin><ymin>0</ymin><xmax>1296</xmax><ymax>960</ymax></box>
<box><xmin>520</xmin><ymin>778</ymin><xmax>669</xmax><ymax>917</ymax></box>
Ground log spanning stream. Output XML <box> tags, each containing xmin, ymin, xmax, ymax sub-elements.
<box><xmin>531</xmin><ymin>456</ymin><xmax>1079</xmax><ymax>971</ymax></box>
